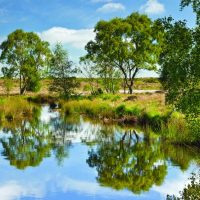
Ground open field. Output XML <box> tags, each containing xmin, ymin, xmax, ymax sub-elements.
<box><xmin>0</xmin><ymin>78</ymin><xmax>163</xmax><ymax>96</ymax></box>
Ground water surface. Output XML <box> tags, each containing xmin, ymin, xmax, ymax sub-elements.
<box><xmin>0</xmin><ymin>106</ymin><xmax>199</xmax><ymax>200</ymax></box>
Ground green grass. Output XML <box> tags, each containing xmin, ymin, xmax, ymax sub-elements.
<box><xmin>0</xmin><ymin>93</ymin><xmax>195</xmax><ymax>145</ymax></box>
<box><xmin>0</xmin><ymin>96</ymin><xmax>37</xmax><ymax>126</ymax></box>
<box><xmin>59</xmin><ymin>93</ymin><xmax>198</xmax><ymax>145</ymax></box>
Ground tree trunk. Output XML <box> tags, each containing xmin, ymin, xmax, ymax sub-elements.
<box><xmin>20</xmin><ymin>87</ymin><xmax>26</xmax><ymax>95</ymax></box>
<box><xmin>20</xmin><ymin>83</ymin><xmax>27</xmax><ymax>95</ymax></box>
<box><xmin>128</xmin><ymin>86</ymin><xmax>133</xmax><ymax>94</ymax></box>
<box><xmin>127</xmin><ymin>79</ymin><xmax>134</xmax><ymax>94</ymax></box>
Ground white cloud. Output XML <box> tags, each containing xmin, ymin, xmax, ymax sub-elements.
<box><xmin>140</xmin><ymin>0</ymin><xmax>165</xmax><ymax>15</ymax></box>
<box><xmin>97</xmin><ymin>2</ymin><xmax>125</xmax><ymax>13</ymax></box>
<box><xmin>0</xmin><ymin>181</ymin><xmax>44</xmax><ymax>200</ymax></box>
<box><xmin>39</xmin><ymin>27</ymin><xmax>95</xmax><ymax>49</ymax></box>
<box><xmin>57</xmin><ymin>177</ymin><xmax>136</xmax><ymax>198</ymax></box>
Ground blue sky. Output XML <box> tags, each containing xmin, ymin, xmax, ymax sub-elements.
<box><xmin>0</xmin><ymin>0</ymin><xmax>196</xmax><ymax>77</ymax></box>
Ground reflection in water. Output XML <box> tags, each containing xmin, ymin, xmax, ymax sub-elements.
<box><xmin>0</xmin><ymin>105</ymin><xmax>199</xmax><ymax>199</ymax></box>
<box><xmin>0</xmin><ymin>106</ymin><xmax>71</xmax><ymax>169</ymax></box>
<box><xmin>87</xmin><ymin>129</ymin><xmax>168</xmax><ymax>194</ymax></box>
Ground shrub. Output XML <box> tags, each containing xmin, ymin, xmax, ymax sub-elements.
<box><xmin>115</xmin><ymin>105</ymin><xmax>126</xmax><ymax>117</ymax></box>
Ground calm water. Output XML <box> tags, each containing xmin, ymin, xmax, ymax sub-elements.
<box><xmin>0</xmin><ymin>106</ymin><xmax>199</xmax><ymax>200</ymax></box>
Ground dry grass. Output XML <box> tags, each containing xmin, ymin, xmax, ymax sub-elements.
<box><xmin>0</xmin><ymin>96</ymin><xmax>36</xmax><ymax>123</ymax></box>
<box><xmin>0</xmin><ymin>78</ymin><xmax>162</xmax><ymax>96</ymax></box>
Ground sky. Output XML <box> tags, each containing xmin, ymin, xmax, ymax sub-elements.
<box><xmin>0</xmin><ymin>0</ymin><xmax>197</xmax><ymax>77</ymax></box>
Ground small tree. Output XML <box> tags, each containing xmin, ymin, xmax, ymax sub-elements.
<box><xmin>49</xmin><ymin>43</ymin><xmax>79</xmax><ymax>98</ymax></box>
<box><xmin>80</xmin><ymin>58</ymin><xmax>121</xmax><ymax>94</ymax></box>
<box><xmin>80</xmin><ymin>58</ymin><xmax>99</xmax><ymax>95</ymax></box>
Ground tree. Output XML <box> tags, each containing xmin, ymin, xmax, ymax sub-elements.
<box><xmin>0</xmin><ymin>29</ymin><xmax>51</xmax><ymax>95</ymax></box>
<box><xmin>49</xmin><ymin>43</ymin><xmax>79</xmax><ymax>98</ymax></box>
<box><xmin>180</xmin><ymin>0</ymin><xmax>200</xmax><ymax>24</ymax></box>
<box><xmin>82</xmin><ymin>12</ymin><xmax>163</xmax><ymax>94</ymax></box>
<box><xmin>80</xmin><ymin>57</ymin><xmax>121</xmax><ymax>94</ymax></box>
<box><xmin>0</xmin><ymin>105</ymin><xmax>71</xmax><ymax>169</ymax></box>
<box><xmin>158</xmin><ymin>18</ymin><xmax>200</xmax><ymax>134</ymax></box>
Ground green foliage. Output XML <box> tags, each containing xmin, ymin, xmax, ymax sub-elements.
<box><xmin>49</xmin><ymin>43</ymin><xmax>79</xmax><ymax>98</ymax></box>
<box><xmin>100</xmin><ymin>94</ymin><xmax>121</xmax><ymax>102</ymax></box>
<box><xmin>82</xmin><ymin>12</ymin><xmax>164</xmax><ymax>94</ymax></box>
<box><xmin>159</xmin><ymin>18</ymin><xmax>200</xmax><ymax>133</ymax></box>
<box><xmin>26</xmin><ymin>71</ymin><xmax>41</xmax><ymax>92</ymax></box>
<box><xmin>115</xmin><ymin>105</ymin><xmax>126</xmax><ymax>117</ymax></box>
<box><xmin>0</xmin><ymin>29</ymin><xmax>51</xmax><ymax>94</ymax></box>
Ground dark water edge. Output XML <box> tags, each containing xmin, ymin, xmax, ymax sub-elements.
<box><xmin>0</xmin><ymin>105</ymin><xmax>199</xmax><ymax>200</ymax></box>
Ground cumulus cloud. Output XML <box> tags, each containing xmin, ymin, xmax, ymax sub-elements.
<box><xmin>140</xmin><ymin>0</ymin><xmax>165</xmax><ymax>15</ymax></box>
<box><xmin>97</xmin><ymin>2</ymin><xmax>125</xmax><ymax>13</ymax></box>
<box><xmin>39</xmin><ymin>27</ymin><xmax>95</xmax><ymax>49</ymax></box>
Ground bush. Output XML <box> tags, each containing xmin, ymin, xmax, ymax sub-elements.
<box><xmin>115</xmin><ymin>105</ymin><xmax>126</xmax><ymax>117</ymax></box>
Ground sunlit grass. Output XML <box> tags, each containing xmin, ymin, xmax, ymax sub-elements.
<box><xmin>0</xmin><ymin>96</ymin><xmax>35</xmax><ymax>123</ymax></box>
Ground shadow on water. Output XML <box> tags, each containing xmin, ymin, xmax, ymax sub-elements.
<box><xmin>0</xmin><ymin>104</ymin><xmax>199</xmax><ymax>195</ymax></box>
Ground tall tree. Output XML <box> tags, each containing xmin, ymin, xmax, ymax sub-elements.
<box><xmin>159</xmin><ymin>18</ymin><xmax>200</xmax><ymax>133</ymax></box>
<box><xmin>82</xmin><ymin>12</ymin><xmax>163</xmax><ymax>94</ymax></box>
<box><xmin>0</xmin><ymin>29</ymin><xmax>51</xmax><ymax>94</ymax></box>
<box><xmin>49</xmin><ymin>43</ymin><xmax>79</xmax><ymax>98</ymax></box>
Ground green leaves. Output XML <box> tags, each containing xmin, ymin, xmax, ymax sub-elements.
<box><xmin>49</xmin><ymin>43</ymin><xmax>79</xmax><ymax>98</ymax></box>
<box><xmin>159</xmin><ymin>18</ymin><xmax>200</xmax><ymax>134</ymax></box>
<box><xmin>0</xmin><ymin>29</ymin><xmax>51</xmax><ymax>94</ymax></box>
<box><xmin>83</xmin><ymin>12</ymin><xmax>163</xmax><ymax>94</ymax></box>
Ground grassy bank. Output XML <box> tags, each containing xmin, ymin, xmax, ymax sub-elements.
<box><xmin>0</xmin><ymin>93</ymin><xmax>198</xmax><ymax>145</ymax></box>
<box><xmin>59</xmin><ymin>93</ymin><xmax>196</xmax><ymax>144</ymax></box>
<box><xmin>0</xmin><ymin>96</ymin><xmax>38</xmax><ymax>128</ymax></box>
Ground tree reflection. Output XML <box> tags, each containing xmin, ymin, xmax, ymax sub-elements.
<box><xmin>87</xmin><ymin>129</ymin><xmax>168</xmax><ymax>194</ymax></box>
<box><xmin>162</xmin><ymin>144</ymin><xmax>200</xmax><ymax>171</ymax></box>
<box><xmin>0</xmin><ymin>106</ymin><xmax>75</xmax><ymax>169</ymax></box>
<box><xmin>86</xmin><ymin>126</ymin><xmax>200</xmax><ymax>194</ymax></box>
<box><xmin>1</xmin><ymin>127</ymin><xmax>52</xmax><ymax>169</ymax></box>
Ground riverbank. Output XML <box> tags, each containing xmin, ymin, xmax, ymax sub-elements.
<box><xmin>0</xmin><ymin>94</ymin><xmax>198</xmax><ymax>146</ymax></box>
<box><xmin>58</xmin><ymin>93</ymin><xmax>197</xmax><ymax>145</ymax></box>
